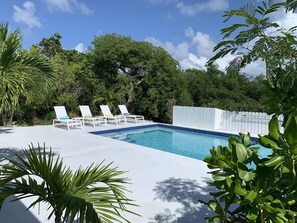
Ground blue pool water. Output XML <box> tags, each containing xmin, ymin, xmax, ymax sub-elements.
<box><xmin>95</xmin><ymin>125</ymin><xmax>270</xmax><ymax>160</ymax></box>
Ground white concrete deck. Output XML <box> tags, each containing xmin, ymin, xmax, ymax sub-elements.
<box><xmin>0</xmin><ymin>122</ymin><xmax>213</xmax><ymax>223</ymax></box>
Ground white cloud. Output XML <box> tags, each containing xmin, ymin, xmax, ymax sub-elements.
<box><xmin>45</xmin><ymin>0</ymin><xmax>93</xmax><ymax>15</ymax></box>
<box><xmin>145</xmin><ymin>27</ymin><xmax>263</xmax><ymax>76</ymax></box>
<box><xmin>272</xmin><ymin>9</ymin><xmax>297</xmax><ymax>31</ymax></box>
<box><xmin>74</xmin><ymin>43</ymin><xmax>86</xmax><ymax>52</ymax></box>
<box><xmin>184</xmin><ymin>27</ymin><xmax>194</xmax><ymax>38</ymax></box>
<box><xmin>193</xmin><ymin>32</ymin><xmax>216</xmax><ymax>58</ymax></box>
<box><xmin>241</xmin><ymin>60</ymin><xmax>265</xmax><ymax>76</ymax></box>
<box><xmin>72</xmin><ymin>0</ymin><xmax>93</xmax><ymax>15</ymax></box>
<box><xmin>13</xmin><ymin>1</ymin><xmax>41</xmax><ymax>28</ymax></box>
<box><xmin>46</xmin><ymin>0</ymin><xmax>71</xmax><ymax>12</ymax></box>
<box><xmin>176</xmin><ymin>0</ymin><xmax>229</xmax><ymax>16</ymax></box>
<box><xmin>145</xmin><ymin>34</ymin><xmax>209</xmax><ymax>70</ymax></box>
<box><xmin>145</xmin><ymin>37</ymin><xmax>190</xmax><ymax>61</ymax></box>
<box><xmin>179</xmin><ymin>53</ymin><xmax>208</xmax><ymax>70</ymax></box>
<box><xmin>173</xmin><ymin>42</ymin><xmax>190</xmax><ymax>60</ymax></box>
<box><xmin>145</xmin><ymin>37</ymin><xmax>163</xmax><ymax>47</ymax></box>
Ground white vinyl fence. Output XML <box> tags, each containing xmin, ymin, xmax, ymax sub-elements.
<box><xmin>173</xmin><ymin>106</ymin><xmax>283</xmax><ymax>135</ymax></box>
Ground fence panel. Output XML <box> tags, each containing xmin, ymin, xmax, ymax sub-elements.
<box><xmin>173</xmin><ymin>106</ymin><xmax>283</xmax><ymax>135</ymax></box>
<box><xmin>220</xmin><ymin>111</ymin><xmax>272</xmax><ymax>134</ymax></box>
<box><xmin>173</xmin><ymin>106</ymin><xmax>217</xmax><ymax>129</ymax></box>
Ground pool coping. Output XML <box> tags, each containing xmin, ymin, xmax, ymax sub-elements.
<box><xmin>90</xmin><ymin>123</ymin><xmax>260</xmax><ymax>141</ymax></box>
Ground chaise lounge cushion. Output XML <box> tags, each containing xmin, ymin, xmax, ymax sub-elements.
<box><xmin>59</xmin><ymin>116</ymin><xmax>70</xmax><ymax>120</ymax></box>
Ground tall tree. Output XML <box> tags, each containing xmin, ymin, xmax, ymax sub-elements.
<box><xmin>90</xmin><ymin>34</ymin><xmax>192</xmax><ymax>122</ymax></box>
<box><xmin>37</xmin><ymin>32</ymin><xmax>64</xmax><ymax>58</ymax></box>
<box><xmin>184</xmin><ymin>66</ymin><xmax>265</xmax><ymax>112</ymax></box>
<box><xmin>91</xmin><ymin>34</ymin><xmax>149</xmax><ymax>105</ymax></box>
<box><xmin>0</xmin><ymin>23</ymin><xmax>55</xmax><ymax>126</ymax></box>
<box><xmin>208</xmin><ymin>0</ymin><xmax>297</xmax><ymax>118</ymax></box>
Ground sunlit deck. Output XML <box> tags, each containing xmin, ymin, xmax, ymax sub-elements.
<box><xmin>0</xmin><ymin>122</ymin><xmax>211</xmax><ymax>223</ymax></box>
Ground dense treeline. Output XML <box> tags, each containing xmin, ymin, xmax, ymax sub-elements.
<box><xmin>4</xmin><ymin>30</ymin><xmax>266</xmax><ymax>126</ymax></box>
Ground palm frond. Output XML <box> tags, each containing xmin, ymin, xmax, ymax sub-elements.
<box><xmin>0</xmin><ymin>23</ymin><xmax>56</xmax><ymax>124</ymax></box>
<box><xmin>286</xmin><ymin>0</ymin><xmax>297</xmax><ymax>11</ymax></box>
<box><xmin>0</xmin><ymin>144</ymin><xmax>138</xmax><ymax>223</ymax></box>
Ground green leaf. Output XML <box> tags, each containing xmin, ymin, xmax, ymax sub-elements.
<box><xmin>217</xmin><ymin>160</ymin><xmax>231</xmax><ymax>168</ymax></box>
<box><xmin>284</xmin><ymin>115</ymin><xmax>297</xmax><ymax>149</ymax></box>
<box><xmin>259</xmin><ymin>156</ymin><xmax>284</xmax><ymax>167</ymax></box>
<box><xmin>234</xmin><ymin>181</ymin><xmax>247</xmax><ymax>196</ymax></box>
<box><xmin>209</xmin><ymin>200</ymin><xmax>224</xmax><ymax>215</ymax></box>
<box><xmin>235</xmin><ymin>143</ymin><xmax>247</xmax><ymax>163</ymax></box>
<box><xmin>258</xmin><ymin>135</ymin><xmax>282</xmax><ymax>150</ymax></box>
<box><xmin>245</xmin><ymin>191</ymin><xmax>257</xmax><ymax>202</ymax></box>
<box><xmin>263</xmin><ymin>202</ymin><xmax>277</xmax><ymax>213</ymax></box>
<box><xmin>213</xmin><ymin>217</ymin><xmax>222</xmax><ymax>223</ymax></box>
<box><xmin>238</xmin><ymin>168</ymin><xmax>256</xmax><ymax>182</ymax></box>
<box><xmin>288</xmin><ymin>200</ymin><xmax>296</xmax><ymax>205</ymax></box>
<box><xmin>213</xmin><ymin>175</ymin><xmax>228</xmax><ymax>181</ymax></box>
<box><xmin>269</xmin><ymin>115</ymin><xmax>280</xmax><ymax>140</ymax></box>
<box><xmin>247</xmin><ymin>207</ymin><xmax>258</xmax><ymax>220</ymax></box>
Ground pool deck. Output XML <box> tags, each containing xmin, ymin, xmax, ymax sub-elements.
<box><xmin>0</xmin><ymin>122</ymin><xmax>217</xmax><ymax>223</ymax></box>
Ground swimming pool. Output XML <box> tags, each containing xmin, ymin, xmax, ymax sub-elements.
<box><xmin>92</xmin><ymin>124</ymin><xmax>269</xmax><ymax>160</ymax></box>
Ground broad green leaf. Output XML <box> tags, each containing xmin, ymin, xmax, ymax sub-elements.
<box><xmin>238</xmin><ymin>168</ymin><xmax>256</xmax><ymax>182</ymax></box>
<box><xmin>247</xmin><ymin>207</ymin><xmax>258</xmax><ymax>220</ymax></box>
<box><xmin>259</xmin><ymin>135</ymin><xmax>282</xmax><ymax>150</ymax></box>
<box><xmin>245</xmin><ymin>191</ymin><xmax>257</xmax><ymax>202</ymax></box>
<box><xmin>213</xmin><ymin>175</ymin><xmax>228</xmax><ymax>181</ymax></box>
<box><xmin>209</xmin><ymin>200</ymin><xmax>224</xmax><ymax>215</ymax></box>
<box><xmin>226</xmin><ymin>177</ymin><xmax>232</xmax><ymax>188</ymax></box>
<box><xmin>235</xmin><ymin>143</ymin><xmax>247</xmax><ymax>163</ymax></box>
<box><xmin>213</xmin><ymin>217</ymin><xmax>221</xmax><ymax>223</ymax></box>
<box><xmin>284</xmin><ymin>115</ymin><xmax>297</xmax><ymax>149</ymax></box>
<box><xmin>288</xmin><ymin>200</ymin><xmax>296</xmax><ymax>205</ymax></box>
<box><xmin>275</xmin><ymin>216</ymin><xmax>285</xmax><ymax>223</ymax></box>
<box><xmin>276</xmin><ymin>212</ymin><xmax>289</xmax><ymax>222</ymax></box>
<box><xmin>269</xmin><ymin>115</ymin><xmax>280</xmax><ymax>140</ymax></box>
<box><xmin>234</xmin><ymin>181</ymin><xmax>247</xmax><ymax>196</ymax></box>
<box><xmin>242</xmin><ymin>133</ymin><xmax>250</xmax><ymax>146</ymax></box>
<box><xmin>265</xmin><ymin>195</ymin><xmax>273</xmax><ymax>201</ymax></box>
<box><xmin>260</xmin><ymin>156</ymin><xmax>284</xmax><ymax>167</ymax></box>
<box><xmin>217</xmin><ymin>160</ymin><xmax>231</xmax><ymax>168</ymax></box>
<box><xmin>264</xmin><ymin>202</ymin><xmax>277</xmax><ymax>213</ymax></box>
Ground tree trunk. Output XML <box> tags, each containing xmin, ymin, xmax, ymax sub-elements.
<box><xmin>55</xmin><ymin>210</ymin><xmax>62</xmax><ymax>223</ymax></box>
<box><xmin>126</xmin><ymin>75</ymin><xmax>134</xmax><ymax>105</ymax></box>
<box><xmin>2</xmin><ymin>114</ymin><xmax>6</xmax><ymax>127</ymax></box>
<box><xmin>8</xmin><ymin>109</ymin><xmax>14</xmax><ymax>127</ymax></box>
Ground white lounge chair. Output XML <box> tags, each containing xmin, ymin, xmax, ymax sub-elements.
<box><xmin>100</xmin><ymin>105</ymin><xmax>126</xmax><ymax>125</ymax></box>
<box><xmin>79</xmin><ymin>105</ymin><xmax>107</xmax><ymax>127</ymax></box>
<box><xmin>118</xmin><ymin>105</ymin><xmax>145</xmax><ymax>123</ymax></box>
<box><xmin>53</xmin><ymin>106</ymin><xmax>82</xmax><ymax>130</ymax></box>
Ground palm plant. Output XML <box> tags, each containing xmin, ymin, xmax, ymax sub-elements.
<box><xmin>0</xmin><ymin>22</ymin><xmax>55</xmax><ymax>126</ymax></box>
<box><xmin>0</xmin><ymin>145</ymin><xmax>137</xmax><ymax>223</ymax></box>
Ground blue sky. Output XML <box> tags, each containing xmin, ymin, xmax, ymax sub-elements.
<box><xmin>2</xmin><ymin>0</ymin><xmax>297</xmax><ymax>74</ymax></box>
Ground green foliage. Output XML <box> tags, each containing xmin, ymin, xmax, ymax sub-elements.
<box><xmin>204</xmin><ymin>1</ymin><xmax>297</xmax><ymax>221</ymax></box>
<box><xmin>204</xmin><ymin>115</ymin><xmax>297</xmax><ymax>222</ymax></box>
<box><xmin>0</xmin><ymin>22</ymin><xmax>55</xmax><ymax>126</ymax></box>
<box><xmin>5</xmin><ymin>29</ymin><xmax>267</xmax><ymax>125</ymax></box>
<box><xmin>286</xmin><ymin>0</ymin><xmax>297</xmax><ymax>11</ymax></box>
<box><xmin>0</xmin><ymin>144</ymin><xmax>138</xmax><ymax>223</ymax></box>
<box><xmin>184</xmin><ymin>67</ymin><xmax>265</xmax><ymax>112</ymax></box>
<box><xmin>91</xmin><ymin>34</ymin><xmax>192</xmax><ymax>122</ymax></box>
<box><xmin>208</xmin><ymin>0</ymin><xmax>297</xmax><ymax>117</ymax></box>
<box><xmin>37</xmin><ymin>32</ymin><xmax>64</xmax><ymax>58</ymax></box>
